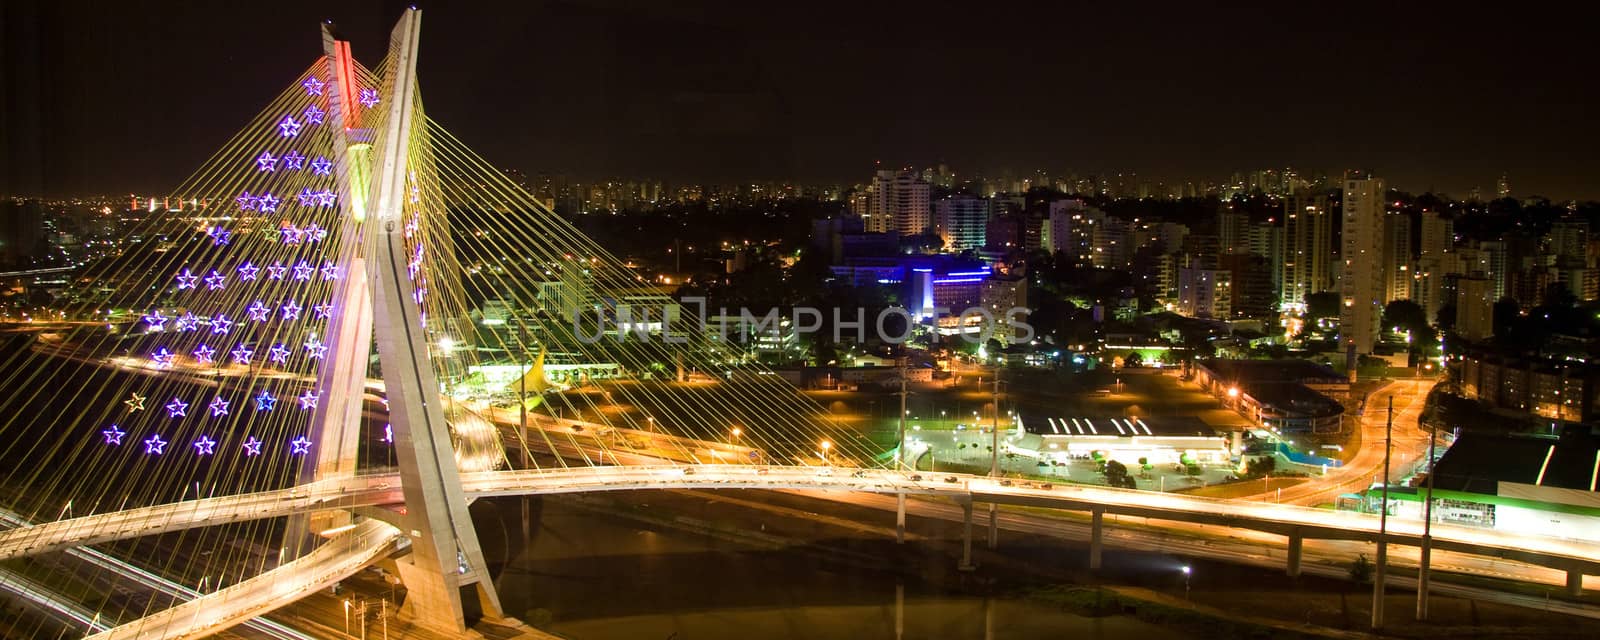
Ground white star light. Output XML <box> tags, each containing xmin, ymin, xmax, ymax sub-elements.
<box><xmin>315</xmin><ymin>189</ymin><xmax>337</xmax><ymax>207</ymax></box>
<box><xmin>290</xmin><ymin>435</ymin><xmax>313</xmax><ymax>455</ymax></box>
<box><xmin>303</xmin><ymin>76</ymin><xmax>325</xmax><ymax>96</ymax></box>
<box><xmin>102</xmin><ymin>425</ymin><xmax>125</xmax><ymax>445</ymax></box>
<box><xmin>267</xmin><ymin>262</ymin><xmax>288</xmax><ymax>280</ymax></box>
<box><xmin>268</xmin><ymin>343</ymin><xmax>290</xmax><ymax>364</ymax></box>
<box><xmin>193</xmin><ymin>435</ymin><xmax>217</xmax><ymax>455</ymax></box>
<box><xmin>293</xmin><ymin>261</ymin><xmax>314</xmax><ymax>281</ymax></box>
<box><xmin>281</xmin><ymin>300</ymin><xmax>302</xmax><ymax>321</ymax></box>
<box><xmin>258</xmin><ymin>192</ymin><xmax>280</xmax><ymax>212</ymax></box>
<box><xmin>237</xmin><ymin>262</ymin><xmax>260</xmax><ymax>281</ymax></box>
<box><xmin>281</xmin><ymin>225</ymin><xmax>304</xmax><ymax>244</ymax></box>
<box><xmin>209</xmin><ymin>396</ymin><xmax>229</xmax><ymax>417</ymax></box>
<box><xmin>303</xmin><ymin>334</ymin><xmax>328</xmax><ymax>360</ymax></box>
<box><xmin>297</xmin><ymin>390</ymin><xmax>320</xmax><ymax>410</ymax></box>
<box><xmin>236</xmin><ymin>191</ymin><xmax>254</xmax><ymax>210</ymax></box>
<box><xmin>175</xmin><ymin>313</ymin><xmax>199</xmax><ymax>332</ymax></box>
<box><xmin>175</xmin><ymin>269</ymin><xmax>198</xmax><ymax>290</ymax></box>
<box><xmin>358</xmin><ymin>87</ymin><xmax>380</xmax><ymax>108</ymax></box>
<box><xmin>152</xmin><ymin>347</ymin><xmax>175</xmax><ymax>368</ymax></box>
<box><xmin>321</xmin><ymin>262</ymin><xmax>339</xmax><ymax>280</ymax></box>
<box><xmin>145</xmin><ymin>434</ymin><xmax>168</xmax><ymax>455</ymax></box>
<box><xmin>143</xmin><ymin>311</ymin><xmax>167</xmax><ymax>331</ymax></box>
<box><xmin>204</xmin><ymin>270</ymin><xmax>226</xmax><ymax>290</ymax></box>
<box><xmin>210</xmin><ymin>314</ymin><xmax>233</xmax><ymax>335</ymax></box>
<box><xmin>166</xmin><ymin>397</ymin><xmax>188</xmax><ymax>418</ymax></box>
<box><xmin>256</xmin><ymin>151</ymin><xmax>277</xmax><ymax>172</ymax></box>
<box><xmin>283</xmin><ymin>149</ymin><xmax>306</xmax><ymax>170</ymax></box>
<box><xmin>304</xmin><ymin>104</ymin><xmax>325</xmax><ymax>125</ymax></box>
<box><xmin>310</xmin><ymin>156</ymin><xmax>333</xmax><ymax>176</ymax></box>
<box><xmin>232</xmin><ymin>344</ymin><xmax>254</xmax><ymax>364</ymax></box>
<box><xmin>297</xmin><ymin>188</ymin><xmax>317</xmax><ymax>207</ymax></box>
<box><xmin>192</xmin><ymin>344</ymin><xmax>215</xmax><ymax>365</ymax></box>
<box><xmin>279</xmin><ymin>115</ymin><xmax>301</xmax><ymax>137</ymax></box>
<box><xmin>242</xmin><ymin>436</ymin><xmax>263</xmax><ymax>456</ymax></box>
<box><xmin>314</xmin><ymin>303</ymin><xmax>333</xmax><ymax>320</ymax></box>
<box><xmin>247</xmin><ymin>301</ymin><xmax>270</xmax><ymax>322</ymax></box>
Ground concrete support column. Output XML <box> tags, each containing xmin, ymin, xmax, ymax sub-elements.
<box><xmin>1286</xmin><ymin>533</ymin><xmax>1303</xmax><ymax>577</ymax></box>
<box><xmin>959</xmin><ymin>500</ymin><xmax>976</xmax><ymax>571</ymax></box>
<box><xmin>895</xmin><ymin>493</ymin><xmax>906</xmax><ymax>544</ymax></box>
<box><xmin>1568</xmin><ymin>570</ymin><xmax>1585</xmax><ymax>597</ymax></box>
<box><xmin>987</xmin><ymin>502</ymin><xmax>998</xmax><ymax>550</ymax></box>
<box><xmin>1089</xmin><ymin>507</ymin><xmax>1104</xmax><ymax>571</ymax></box>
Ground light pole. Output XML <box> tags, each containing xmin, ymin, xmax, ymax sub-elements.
<box><xmin>988</xmin><ymin>367</ymin><xmax>1001</xmax><ymax>549</ymax></box>
<box><xmin>730</xmin><ymin>426</ymin><xmax>741</xmax><ymax>446</ymax></box>
<box><xmin>819</xmin><ymin>439</ymin><xmax>831</xmax><ymax>465</ymax></box>
<box><xmin>1181</xmin><ymin>565</ymin><xmax>1191</xmax><ymax>601</ymax></box>
<box><xmin>1373</xmin><ymin>396</ymin><xmax>1393</xmax><ymax>630</ymax></box>
<box><xmin>342</xmin><ymin>599</ymin><xmax>351</xmax><ymax>636</ymax></box>
<box><xmin>896</xmin><ymin>368</ymin><xmax>909</xmax><ymax>544</ymax></box>
<box><xmin>1417</xmin><ymin>415</ymin><xmax>1438</xmax><ymax>621</ymax></box>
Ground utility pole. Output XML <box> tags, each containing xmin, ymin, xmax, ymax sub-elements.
<box><xmin>988</xmin><ymin>368</ymin><xmax>1000</xmax><ymax>549</ymax></box>
<box><xmin>1373</xmin><ymin>396</ymin><xmax>1393</xmax><ymax>630</ymax></box>
<box><xmin>1417</xmin><ymin>413</ymin><xmax>1438</xmax><ymax>620</ymax></box>
<box><xmin>896</xmin><ymin>365</ymin><xmax>908</xmax><ymax>544</ymax></box>
<box><xmin>519</xmin><ymin>359</ymin><xmax>530</xmax><ymax>543</ymax></box>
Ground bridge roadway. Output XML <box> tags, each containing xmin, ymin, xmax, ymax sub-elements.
<box><xmin>4</xmin><ymin>465</ymin><xmax>1598</xmax><ymax>577</ymax></box>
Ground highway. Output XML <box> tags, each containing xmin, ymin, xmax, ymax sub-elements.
<box><xmin>4</xmin><ymin>465</ymin><xmax>1596</xmax><ymax>576</ymax></box>
<box><xmin>1271</xmin><ymin>378</ymin><xmax>1436</xmax><ymax>506</ymax></box>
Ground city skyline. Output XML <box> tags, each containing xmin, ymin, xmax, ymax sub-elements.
<box><xmin>4</xmin><ymin>1</ymin><xmax>1600</xmax><ymax>199</ymax></box>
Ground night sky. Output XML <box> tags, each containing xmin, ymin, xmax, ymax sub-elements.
<box><xmin>4</xmin><ymin>1</ymin><xmax>1599</xmax><ymax>199</ymax></box>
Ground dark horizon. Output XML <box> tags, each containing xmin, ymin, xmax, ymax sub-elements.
<box><xmin>4</xmin><ymin>1</ymin><xmax>1599</xmax><ymax>199</ymax></box>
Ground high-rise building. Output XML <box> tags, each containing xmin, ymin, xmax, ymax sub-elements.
<box><xmin>1496</xmin><ymin>173</ymin><xmax>1512</xmax><ymax>199</ymax></box>
<box><xmin>1177</xmin><ymin>265</ymin><xmax>1232</xmax><ymax>319</ymax></box>
<box><xmin>1280</xmin><ymin>189</ymin><xmax>1333</xmax><ymax>311</ymax></box>
<box><xmin>1339</xmin><ymin>170</ymin><xmax>1386</xmax><ymax>354</ymax></box>
<box><xmin>861</xmin><ymin>170</ymin><xmax>930</xmax><ymax>235</ymax></box>
<box><xmin>933</xmin><ymin>195</ymin><xmax>990</xmax><ymax>252</ymax></box>
<box><xmin>1217</xmin><ymin>208</ymin><xmax>1248</xmax><ymax>255</ymax></box>
<box><xmin>1383</xmin><ymin>209</ymin><xmax>1412</xmax><ymax>303</ymax></box>
<box><xmin>1455</xmin><ymin>275</ymin><xmax>1494</xmax><ymax>341</ymax></box>
<box><xmin>1042</xmin><ymin>199</ymin><xmax>1083</xmax><ymax>255</ymax></box>
<box><xmin>1246</xmin><ymin>221</ymin><xmax>1283</xmax><ymax>301</ymax></box>
<box><xmin>1419</xmin><ymin>212</ymin><xmax>1454</xmax><ymax>259</ymax></box>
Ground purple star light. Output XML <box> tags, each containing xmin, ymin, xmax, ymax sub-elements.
<box><xmin>279</xmin><ymin>115</ymin><xmax>301</xmax><ymax>137</ymax></box>
<box><xmin>145</xmin><ymin>434</ymin><xmax>167</xmax><ymax>455</ymax></box>
<box><xmin>102</xmin><ymin>425</ymin><xmax>125</xmax><ymax>445</ymax></box>
<box><xmin>256</xmin><ymin>151</ymin><xmax>278</xmax><ymax>172</ymax></box>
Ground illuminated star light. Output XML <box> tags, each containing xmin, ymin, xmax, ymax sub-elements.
<box><xmin>267</xmin><ymin>262</ymin><xmax>288</xmax><ymax>280</ymax></box>
<box><xmin>236</xmin><ymin>191</ymin><xmax>255</xmax><ymax>210</ymax></box>
<box><xmin>303</xmin><ymin>334</ymin><xmax>328</xmax><ymax>360</ymax></box>
<box><xmin>297</xmin><ymin>390</ymin><xmax>320</xmax><ymax>410</ymax></box>
<box><xmin>151</xmin><ymin>347</ymin><xmax>175</xmax><ymax>368</ymax></box>
<box><xmin>247</xmin><ymin>301</ymin><xmax>270</xmax><ymax>322</ymax></box>
<box><xmin>193</xmin><ymin>435</ymin><xmax>217</xmax><ymax>455</ymax></box>
<box><xmin>242</xmin><ymin>436</ymin><xmax>263</xmax><ymax>456</ymax></box>
<box><xmin>314</xmin><ymin>303</ymin><xmax>333</xmax><ymax>320</ymax></box>
<box><xmin>281</xmin><ymin>224</ymin><xmax>304</xmax><ymax>244</ymax></box>
<box><xmin>292</xmin><ymin>261</ymin><xmax>315</xmax><ymax>281</ymax></box>
<box><xmin>281</xmin><ymin>300</ymin><xmax>302</xmax><ymax>321</ymax></box>
<box><xmin>212</xmin><ymin>229</ymin><xmax>232</xmax><ymax>246</ymax></box>
<box><xmin>175</xmin><ymin>313</ymin><xmax>199</xmax><ymax>332</ymax></box>
<box><xmin>310</xmin><ymin>156</ymin><xmax>332</xmax><ymax>176</ymax></box>
<box><xmin>166</xmin><ymin>397</ymin><xmax>188</xmax><ymax>418</ymax></box>
<box><xmin>192</xmin><ymin>344</ymin><xmax>215</xmax><ymax>365</ymax></box>
<box><xmin>143</xmin><ymin>311</ymin><xmax>167</xmax><ymax>332</ymax></box>
<box><xmin>303</xmin><ymin>75</ymin><xmax>325</xmax><ymax>96</ymax></box>
<box><xmin>320</xmin><ymin>262</ymin><xmax>339</xmax><ymax>280</ymax></box>
<box><xmin>175</xmin><ymin>269</ymin><xmax>198</xmax><ymax>290</ymax></box>
<box><xmin>144</xmin><ymin>434</ymin><xmax>167</xmax><ymax>455</ymax></box>
<box><xmin>283</xmin><ymin>149</ymin><xmax>305</xmax><ymax>170</ymax></box>
<box><xmin>257</xmin><ymin>192</ymin><xmax>280</xmax><ymax>212</ymax></box>
<box><xmin>231</xmin><ymin>344</ymin><xmax>254</xmax><ymax>364</ymax></box>
<box><xmin>103</xmin><ymin>425</ymin><xmax>125</xmax><ymax>445</ymax></box>
<box><xmin>304</xmin><ymin>223</ymin><xmax>327</xmax><ymax>242</ymax></box>
<box><xmin>314</xmin><ymin>189</ymin><xmax>337</xmax><ymax>207</ymax></box>
<box><xmin>204</xmin><ymin>270</ymin><xmax>226</xmax><ymax>290</ymax></box>
<box><xmin>383</xmin><ymin>423</ymin><xmax>393</xmax><ymax>444</ymax></box>
<box><xmin>256</xmin><ymin>151</ymin><xmax>278</xmax><ymax>172</ymax></box>
<box><xmin>297</xmin><ymin>188</ymin><xmax>317</xmax><ymax>207</ymax></box>
<box><xmin>290</xmin><ymin>435</ymin><xmax>313</xmax><ymax>455</ymax></box>
<box><xmin>210</xmin><ymin>314</ymin><xmax>233</xmax><ymax>335</ymax></box>
<box><xmin>268</xmin><ymin>343</ymin><xmax>290</xmax><ymax>364</ymax></box>
<box><xmin>208</xmin><ymin>396</ymin><xmax>229</xmax><ymax>417</ymax></box>
<box><xmin>279</xmin><ymin>115</ymin><xmax>301</xmax><ymax>137</ymax></box>
<box><xmin>125</xmin><ymin>393</ymin><xmax>146</xmax><ymax>412</ymax></box>
<box><xmin>254</xmin><ymin>389</ymin><xmax>276</xmax><ymax>412</ymax></box>
<box><xmin>358</xmin><ymin>87</ymin><xmax>380</xmax><ymax>108</ymax></box>
<box><xmin>303</xmin><ymin>104</ymin><xmax>325</xmax><ymax>125</ymax></box>
<box><xmin>237</xmin><ymin>262</ymin><xmax>260</xmax><ymax>281</ymax></box>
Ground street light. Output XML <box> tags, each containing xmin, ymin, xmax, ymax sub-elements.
<box><xmin>730</xmin><ymin>426</ymin><xmax>742</xmax><ymax>444</ymax></box>
<box><xmin>1180</xmin><ymin>565</ymin><xmax>1191</xmax><ymax>600</ymax></box>
<box><xmin>819</xmin><ymin>439</ymin><xmax>831</xmax><ymax>464</ymax></box>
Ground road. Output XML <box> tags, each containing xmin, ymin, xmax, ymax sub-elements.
<box><xmin>1271</xmin><ymin>378</ymin><xmax>1436</xmax><ymax>506</ymax></box>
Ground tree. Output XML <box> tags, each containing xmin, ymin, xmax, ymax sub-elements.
<box><xmin>1492</xmin><ymin>297</ymin><xmax>1521</xmax><ymax>338</ymax></box>
<box><xmin>1244</xmin><ymin>456</ymin><xmax>1277</xmax><ymax>479</ymax></box>
<box><xmin>1348</xmin><ymin>554</ymin><xmax>1373</xmax><ymax>583</ymax></box>
<box><xmin>1102</xmin><ymin>460</ymin><xmax>1136</xmax><ymax>488</ymax></box>
<box><xmin>1382</xmin><ymin>300</ymin><xmax>1429</xmax><ymax>336</ymax></box>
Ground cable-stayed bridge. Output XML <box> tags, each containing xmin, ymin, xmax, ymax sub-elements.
<box><xmin>0</xmin><ymin>9</ymin><xmax>1595</xmax><ymax>639</ymax></box>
